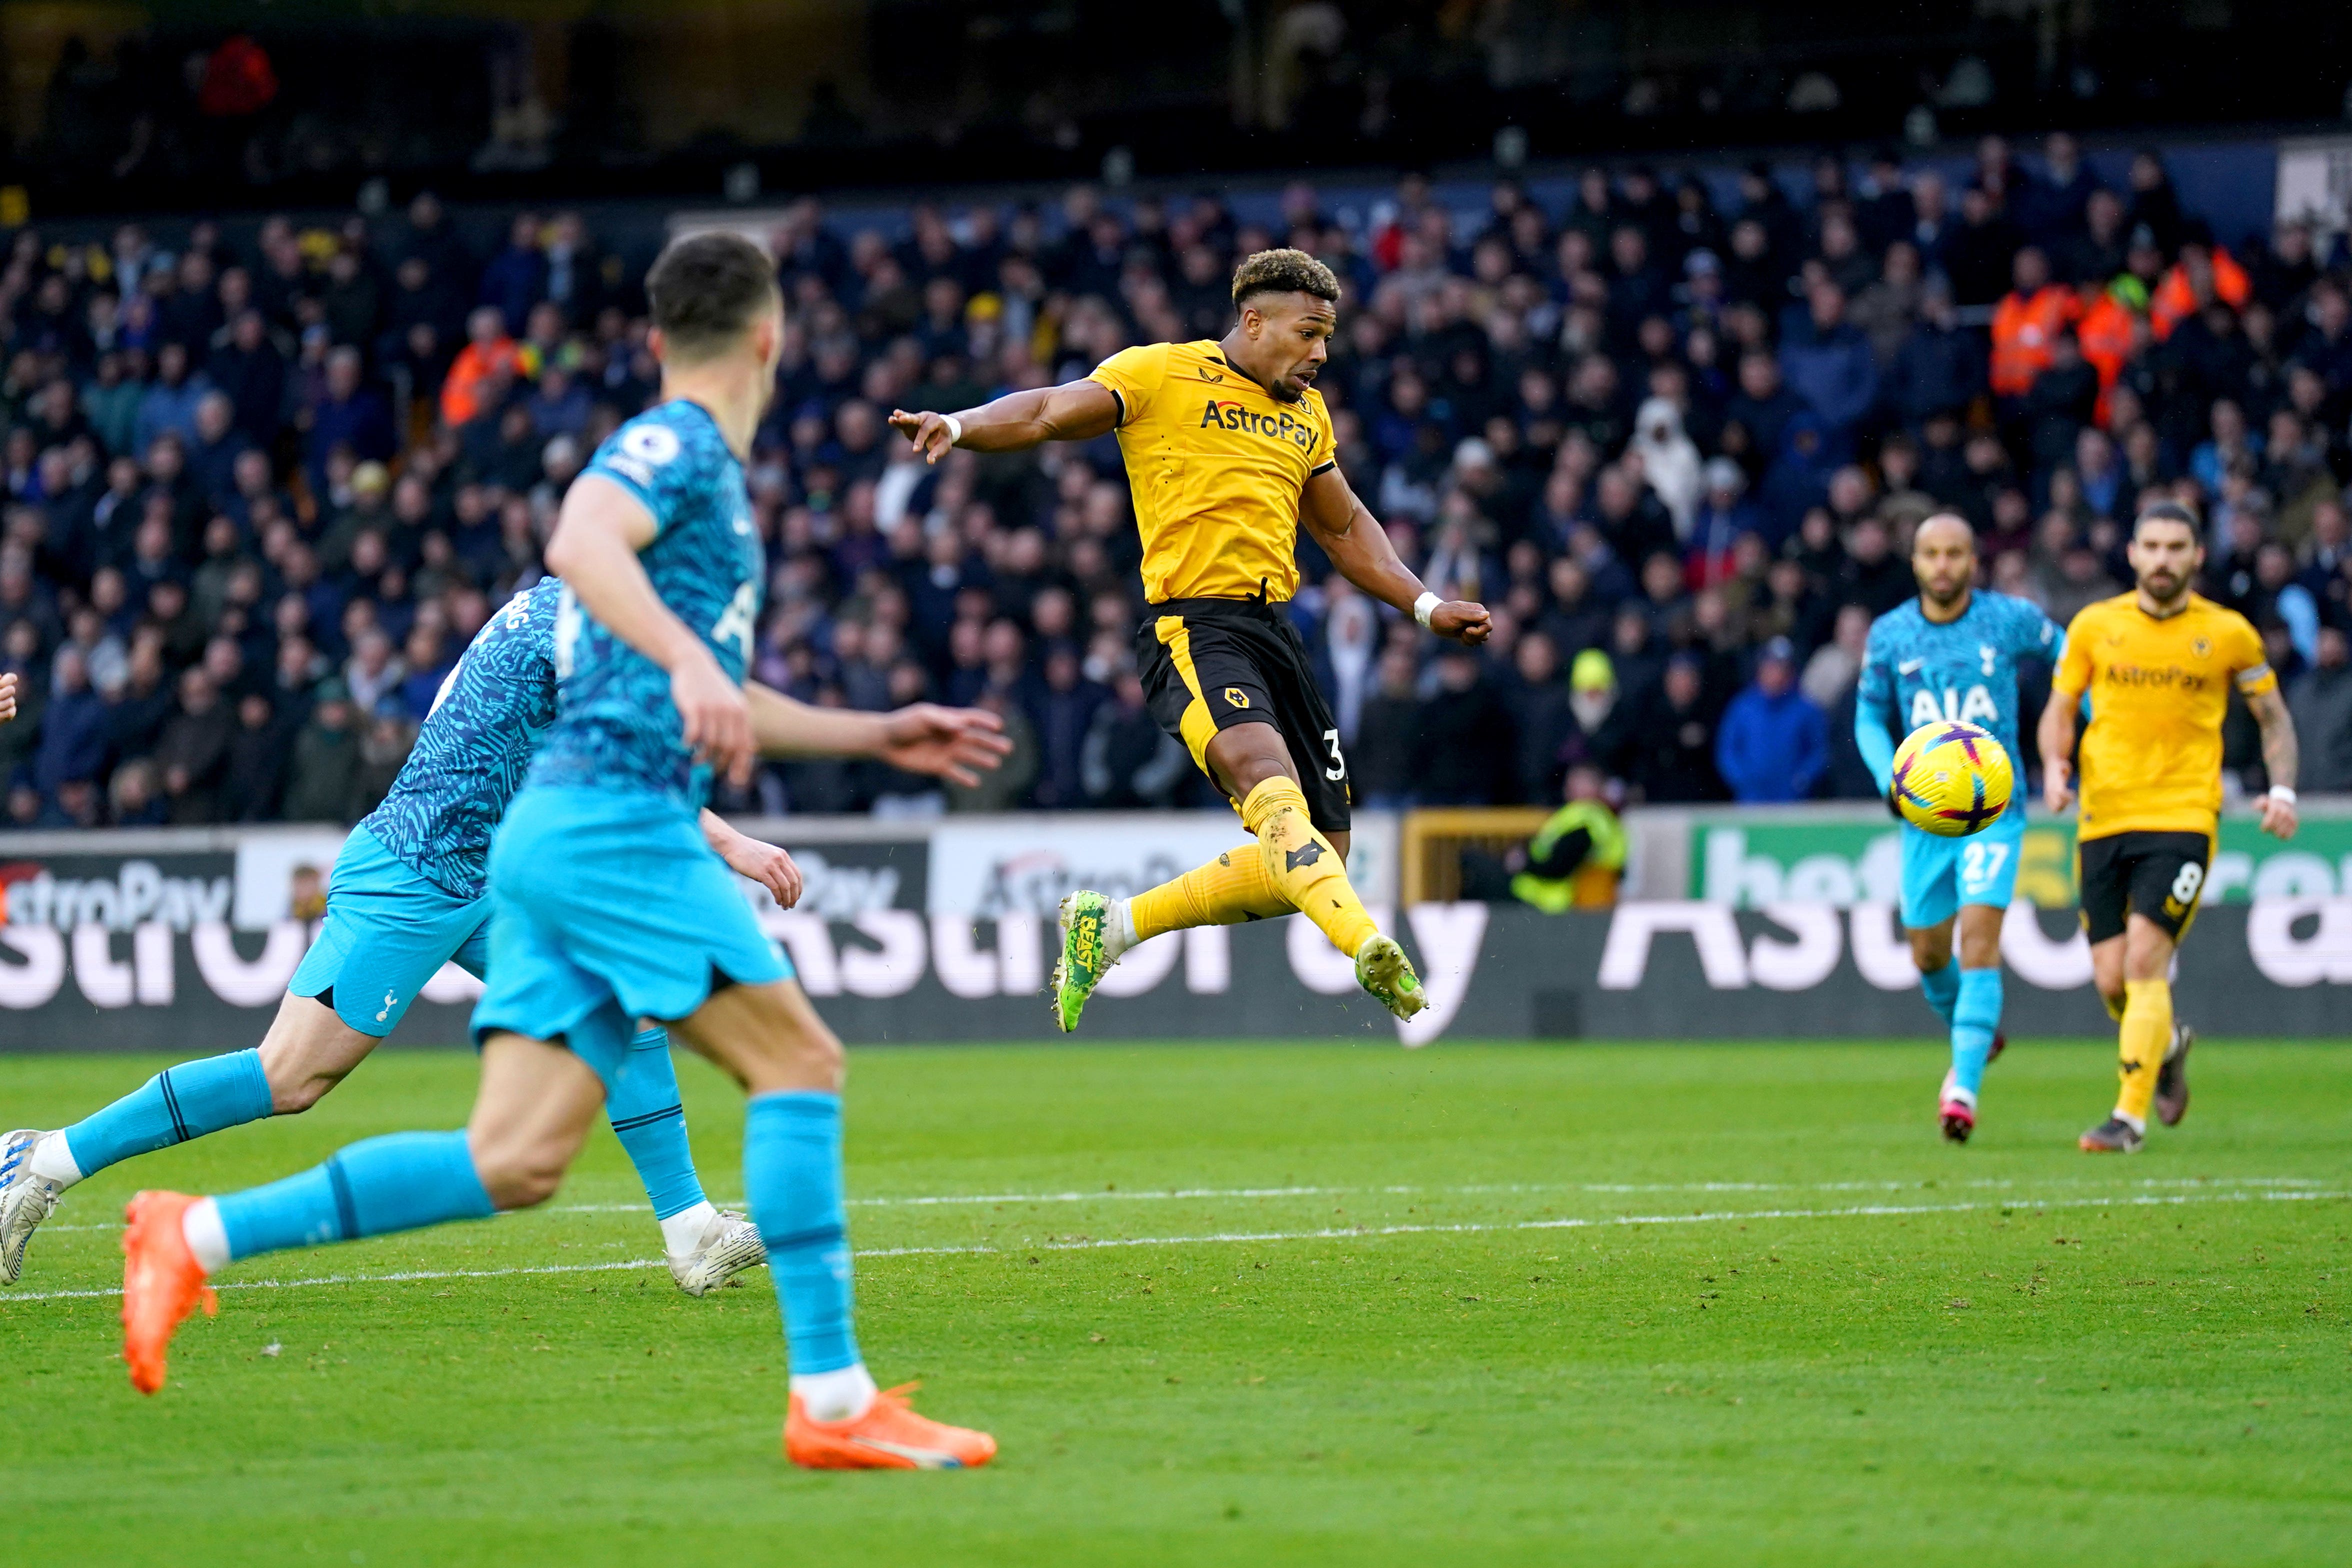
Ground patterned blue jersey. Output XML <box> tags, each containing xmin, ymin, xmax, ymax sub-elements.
<box><xmin>358</xmin><ymin>576</ymin><xmax>563</xmax><ymax>900</ymax></box>
<box><xmin>524</xmin><ymin>398</ymin><xmax>762</xmax><ymax>812</ymax></box>
<box><xmin>1856</xmin><ymin>590</ymin><xmax>2065</xmax><ymax>822</ymax></box>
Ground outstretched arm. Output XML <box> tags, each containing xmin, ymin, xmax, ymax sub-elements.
<box><xmin>744</xmin><ymin>682</ymin><xmax>1012</xmax><ymax>786</ymax></box>
<box><xmin>2247</xmin><ymin>684</ymin><xmax>2300</xmax><ymax>840</ymax></box>
<box><xmin>546</xmin><ymin>473</ymin><xmax>750</xmax><ymax>782</ymax></box>
<box><xmin>888</xmin><ymin>379</ymin><xmax>1122</xmax><ymax>464</ymax></box>
<box><xmin>1298</xmin><ymin>465</ymin><xmax>1490</xmax><ymax>644</ymax></box>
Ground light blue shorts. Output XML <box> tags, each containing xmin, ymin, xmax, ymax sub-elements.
<box><xmin>289</xmin><ymin>825</ymin><xmax>490</xmax><ymax>1037</ymax></box>
<box><xmin>470</xmin><ymin>786</ymin><xmax>791</xmax><ymax>1092</ymax></box>
<box><xmin>1900</xmin><ymin>810</ymin><xmax>2026</xmax><ymax>931</ymax></box>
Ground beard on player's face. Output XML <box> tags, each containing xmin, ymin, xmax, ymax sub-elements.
<box><xmin>1243</xmin><ymin>298</ymin><xmax>1331</xmax><ymax>400</ymax></box>
<box><xmin>1259</xmin><ymin>340</ymin><xmax>1319</xmax><ymax>402</ymax></box>
<box><xmin>1916</xmin><ymin>560</ymin><xmax>1969</xmax><ymax>606</ymax></box>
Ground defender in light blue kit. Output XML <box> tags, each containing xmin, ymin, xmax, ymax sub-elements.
<box><xmin>473</xmin><ymin>394</ymin><xmax>786</xmax><ymax>1072</ymax></box>
<box><xmin>0</xmin><ymin>572</ymin><xmax>796</xmax><ymax>1292</ymax></box>
<box><xmin>116</xmin><ymin>234</ymin><xmax>1010</xmax><ymax>1456</ymax></box>
<box><xmin>1856</xmin><ymin>513</ymin><xmax>2065</xmax><ymax>1143</ymax></box>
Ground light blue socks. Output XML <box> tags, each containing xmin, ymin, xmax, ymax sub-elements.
<box><xmin>62</xmin><ymin>1050</ymin><xmax>274</xmax><ymax>1177</ymax></box>
<box><xmin>606</xmin><ymin>1027</ymin><xmax>706</xmax><ymax>1222</ymax></box>
<box><xmin>744</xmin><ymin>1090</ymin><xmax>860</xmax><ymax>1374</ymax></box>
<box><xmin>214</xmin><ymin>1130</ymin><xmax>496</xmax><ymax>1262</ymax></box>
<box><xmin>1950</xmin><ymin>966</ymin><xmax>2002</xmax><ymax>1100</ymax></box>
<box><xmin>1919</xmin><ymin>958</ymin><xmax>1960</xmax><ymax>1026</ymax></box>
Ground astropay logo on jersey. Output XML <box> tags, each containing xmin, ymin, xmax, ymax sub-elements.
<box><xmin>1196</xmin><ymin>398</ymin><xmax>1318</xmax><ymax>452</ymax></box>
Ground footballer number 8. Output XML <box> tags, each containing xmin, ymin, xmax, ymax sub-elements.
<box><xmin>2170</xmin><ymin>860</ymin><xmax>2204</xmax><ymax>906</ymax></box>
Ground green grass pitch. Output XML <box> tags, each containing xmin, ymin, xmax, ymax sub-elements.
<box><xmin>0</xmin><ymin>1038</ymin><xmax>2346</xmax><ymax>1566</ymax></box>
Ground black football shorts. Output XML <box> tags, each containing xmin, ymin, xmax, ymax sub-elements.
<box><xmin>2077</xmin><ymin>830</ymin><xmax>2214</xmax><ymax>945</ymax></box>
<box><xmin>1136</xmin><ymin>596</ymin><xmax>1351</xmax><ymax>836</ymax></box>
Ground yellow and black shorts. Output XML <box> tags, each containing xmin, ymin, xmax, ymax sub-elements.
<box><xmin>1136</xmin><ymin>596</ymin><xmax>1351</xmax><ymax>836</ymax></box>
<box><xmin>2078</xmin><ymin>830</ymin><xmax>2214</xmax><ymax>945</ymax></box>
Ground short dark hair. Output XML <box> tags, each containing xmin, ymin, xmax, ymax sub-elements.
<box><xmin>2136</xmin><ymin>499</ymin><xmax>2200</xmax><ymax>536</ymax></box>
<box><xmin>645</xmin><ymin>232</ymin><xmax>780</xmax><ymax>360</ymax></box>
<box><xmin>1231</xmin><ymin>248</ymin><xmax>1341</xmax><ymax>311</ymax></box>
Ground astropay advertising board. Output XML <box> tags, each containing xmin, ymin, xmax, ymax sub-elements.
<box><xmin>2</xmin><ymin>818</ymin><xmax>2348</xmax><ymax>1052</ymax></box>
<box><xmin>4</xmin><ymin>893</ymin><xmax>2350</xmax><ymax>1053</ymax></box>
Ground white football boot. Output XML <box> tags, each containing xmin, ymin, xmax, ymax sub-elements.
<box><xmin>0</xmin><ymin>1130</ymin><xmax>66</xmax><ymax>1284</ymax></box>
<box><xmin>667</xmin><ymin>1208</ymin><xmax>768</xmax><ymax>1296</ymax></box>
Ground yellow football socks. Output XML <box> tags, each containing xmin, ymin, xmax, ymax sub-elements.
<box><xmin>1130</xmin><ymin>846</ymin><xmax>1290</xmax><ymax>940</ymax></box>
<box><xmin>2115</xmin><ymin>977</ymin><xmax>2172</xmax><ymax>1125</ymax></box>
<box><xmin>1240</xmin><ymin>776</ymin><xmax>1378</xmax><ymax>957</ymax></box>
<box><xmin>2102</xmin><ymin>988</ymin><xmax>2126</xmax><ymax>1024</ymax></box>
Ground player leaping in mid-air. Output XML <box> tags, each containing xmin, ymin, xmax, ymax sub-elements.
<box><xmin>1856</xmin><ymin>514</ymin><xmax>2066</xmax><ymax>1142</ymax></box>
<box><xmin>891</xmin><ymin>248</ymin><xmax>1490</xmax><ymax>1033</ymax></box>
<box><xmin>2039</xmin><ymin>500</ymin><xmax>2298</xmax><ymax>1154</ymax></box>
<box><xmin>114</xmin><ymin>232</ymin><xmax>1006</xmax><ymax>1468</ymax></box>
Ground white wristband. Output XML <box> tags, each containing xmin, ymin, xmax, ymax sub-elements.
<box><xmin>1412</xmin><ymin>591</ymin><xmax>1440</xmax><ymax>629</ymax></box>
<box><xmin>2270</xmin><ymin>785</ymin><xmax>2297</xmax><ymax>805</ymax></box>
<box><xmin>940</xmin><ymin>412</ymin><xmax>964</xmax><ymax>447</ymax></box>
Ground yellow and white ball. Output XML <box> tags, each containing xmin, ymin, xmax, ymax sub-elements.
<box><xmin>1890</xmin><ymin>720</ymin><xmax>2014</xmax><ymax>838</ymax></box>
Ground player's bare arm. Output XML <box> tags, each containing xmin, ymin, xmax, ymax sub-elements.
<box><xmin>0</xmin><ymin>670</ymin><xmax>15</xmax><ymax>724</ymax></box>
<box><xmin>888</xmin><ymin>379</ymin><xmax>1121</xmax><ymax>462</ymax></box>
<box><xmin>742</xmin><ymin>682</ymin><xmax>1012</xmax><ymax>786</ymax></box>
<box><xmin>2036</xmin><ymin>684</ymin><xmax>2079</xmax><ymax>814</ymax></box>
<box><xmin>1300</xmin><ymin>465</ymin><xmax>1490</xmax><ymax>644</ymax></box>
<box><xmin>698</xmin><ymin>808</ymin><xmax>802</xmax><ymax>908</ymax></box>
<box><xmin>2247</xmin><ymin>684</ymin><xmax>2300</xmax><ymax>840</ymax></box>
<box><xmin>545</xmin><ymin>471</ymin><xmax>753</xmax><ymax>782</ymax></box>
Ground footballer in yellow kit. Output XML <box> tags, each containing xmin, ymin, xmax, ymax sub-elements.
<box><xmin>889</xmin><ymin>250</ymin><xmax>1492</xmax><ymax>1034</ymax></box>
<box><xmin>2038</xmin><ymin>502</ymin><xmax>2300</xmax><ymax>1153</ymax></box>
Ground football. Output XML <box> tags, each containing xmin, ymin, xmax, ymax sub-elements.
<box><xmin>1890</xmin><ymin>720</ymin><xmax>2014</xmax><ymax>837</ymax></box>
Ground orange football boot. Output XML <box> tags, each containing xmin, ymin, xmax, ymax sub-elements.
<box><xmin>784</xmin><ymin>1382</ymin><xmax>996</xmax><ymax>1470</ymax></box>
<box><xmin>120</xmin><ymin>1190</ymin><xmax>217</xmax><ymax>1394</ymax></box>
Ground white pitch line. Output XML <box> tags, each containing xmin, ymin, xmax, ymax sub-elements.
<box><xmin>850</xmin><ymin>1186</ymin><xmax>2352</xmax><ymax>1258</ymax></box>
<box><xmin>595</xmin><ymin>1173</ymin><xmax>2332</xmax><ymax>1212</ymax></box>
<box><xmin>859</xmin><ymin>1173</ymin><xmax>2328</xmax><ymax>1204</ymax></box>
<box><xmin>0</xmin><ymin>1256</ymin><xmax>666</xmax><ymax>1304</ymax></box>
<box><xmin>32</xmin><ymin>1173</ymin><xmax>2328</xmax><ymax>1235</ymax></box>
<box><xmin>7</xmin><ymin>1187</ymin><xmax>2341</xmax><ymax>1304</ymax></box>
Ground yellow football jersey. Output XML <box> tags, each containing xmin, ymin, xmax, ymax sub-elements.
<box><xmin>2052</xmin><ymin>592</ymin><xmax>2276</xmax><ymax>839</ymax></box>
<box><xmin>1088</xmin><ymin>340</ymin><xmax>1337</xmax><ymax>604</ymax></box>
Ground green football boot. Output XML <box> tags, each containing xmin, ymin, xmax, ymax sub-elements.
<box><xmin>1052</xmin><ymin>890</ymin><xmax>1118</xmax><ymax>1033</ymax></box>
<box><xmin>1354</xmin><ymin>933</ymin><xmax>1428</xmax><ymax>1022</ymax></box>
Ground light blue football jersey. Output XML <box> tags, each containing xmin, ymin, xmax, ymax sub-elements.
<box><xmin>524</xmin><ymin>398</ymin><xmax>763</xmax><ymax>812</ymax></box>
<box><xmin>358</xmin><ymin>575</ymin><xmax>564</xmax><ymax>902</ymax></box>
<box><xmin>1856</xmin><ymin>589</ymin><xmax>2065</xmax><ymax>822</ymax></box>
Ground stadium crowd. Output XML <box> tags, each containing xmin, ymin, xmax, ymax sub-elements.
<box><xmin>4</xmin><ymin>135</ymin><xmax>2352</xmax><ymax>829</ymax></box>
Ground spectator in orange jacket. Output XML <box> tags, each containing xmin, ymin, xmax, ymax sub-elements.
<box><xmin>438</xmin><ymin>306</ymin><xmax>520</xmax><ymax>428</ymax></box>
<box><xmin>2076</xmin><ymin>274</ymin><xmax>2150</xmax><ymax>425</ymax></box>
<box><xmin>2150</xmin><ymin>237</ymin><xmax>2251</xmax><ymax>340</ymax></box>
<box><xmin>1990</xmin><ymin>245</ymin><xmax>2080</xmax><ymax>398</ymax></box>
